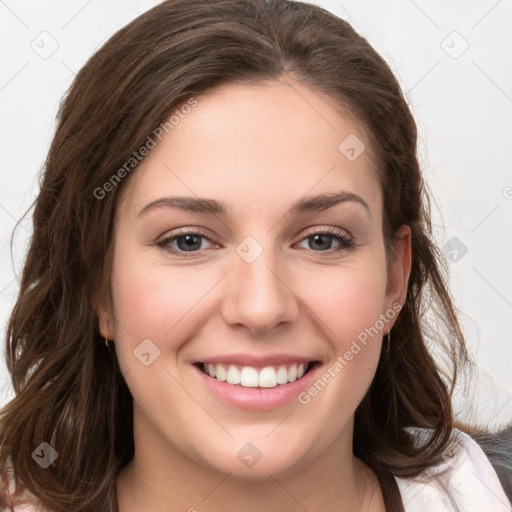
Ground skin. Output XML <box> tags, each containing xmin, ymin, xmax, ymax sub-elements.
<box><xmin>98</xmin><ymin>79</ymin><xmax>412</xmax><ymax>512</ymax></box>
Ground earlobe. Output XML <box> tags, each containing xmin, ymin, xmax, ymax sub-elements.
<box><xmin>385</xmin><ymin>224</ymin><xmax>412</xmax><ymax>311</ymax></box>
<box><xmin>95</xmin><ymin>294</ymin><xmax>115</xmax><ymax>340</ymax></box>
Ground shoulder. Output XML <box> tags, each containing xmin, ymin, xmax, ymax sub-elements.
<box><xmin>1</xmin><ymin>467</ymin><xmax>43</xmax><ymax>512</ymax></box>
<box><xmin>0</xmin><ymin>500</ymin><xmax>45</xmax><ymax>512</ymax></box>
<box><xmin>2</xmin><ymin>506</ymin><xmax>41</xmax><ymax>512</ymax></box>
<box><xmin>1</xmin><ymin>488</ymin><xmax>43</xmax><ymax>512</ymax></box>
<box><xmin>472</xmin><ymin>422</ymin><xmax>512</xmax><ymax>500</ymax></box>
<box><xmin>394</xmin><ymin>427</ymin><xmax>512</xmax><ymax>512</ymax></box>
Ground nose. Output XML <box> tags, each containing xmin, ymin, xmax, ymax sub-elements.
<box><xmin>221</xmin><ymin>244</ymin><xmax>299</xmax><ymax>335</ymax></box>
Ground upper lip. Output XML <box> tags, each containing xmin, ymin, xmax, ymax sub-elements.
<box><xmin>194</xmin><ymin>353</ymin><xmax>317</xmax><ymax>367</ymax></box>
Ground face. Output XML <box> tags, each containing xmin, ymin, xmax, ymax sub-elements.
<box><xmin>98</xmin><ymin>80</ymin><xmax>411</xmax><ymax>480</ymax></box>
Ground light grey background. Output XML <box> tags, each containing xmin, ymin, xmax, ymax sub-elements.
<box><xmin>1</xmin><ymin>0</ymin><xmax>511</xmax><ymax>428</ymax></box>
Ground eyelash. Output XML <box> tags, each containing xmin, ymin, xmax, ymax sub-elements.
<box><xmin>155</xmin><ymin>227</ymin><xmax>355</xmax><ymax>256</ymax></box>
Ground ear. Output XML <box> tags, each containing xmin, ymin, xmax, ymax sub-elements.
<box><xmin>95</xmin><ymin>288</ymin><xmax>116</xmax><ymax>340</ymax></box>
<box><xmin>384</xmin><ymin>224</ymin><xmax>412</xmax><ymax>322</ymax></box>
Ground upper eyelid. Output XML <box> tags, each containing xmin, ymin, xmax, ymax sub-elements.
<box><xmin>159</xmin><ymin>226</ymin><xmax>352</xmax><ymax>241</ymax></box>
<box><xmin>160</xmin><ymin>227</ymin><xmax>217</xmax><ymax>243</ymax></box>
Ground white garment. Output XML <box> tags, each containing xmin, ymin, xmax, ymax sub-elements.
<box><xmin>395</xmin><ymin>428</ymin><xmax>511</xmax><ymax>511</ymax></box>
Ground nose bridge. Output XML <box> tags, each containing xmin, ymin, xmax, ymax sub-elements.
<box><xmin>222</xmin><ymin>234</ymin><xmax>299</xmax><ymax>333</ymax></box>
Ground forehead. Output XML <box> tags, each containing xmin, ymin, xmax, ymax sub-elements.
<box><xmin>117</xmin><ymin>80</ymin><xmax>382</xmax><ymax>222</ymax></box>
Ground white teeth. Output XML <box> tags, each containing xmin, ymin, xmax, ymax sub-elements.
<box><xmin>202</xmin><ymin>362</ymin><xmax>310</xmax><ymax>387</ymax></box>
<box><xmin>240</xmin><ymin>367</ymin><xmax>259</xmax><ymax>387</ymax></box>
<box><xmin>226</xmin><ymin>364</ymin><xmax>241</xmax><ymax>385</ymax></box>
<box><xmin>258</xmin><ymin>366</ymin><xmax>278</xmax><ymax>388</ymax></box>
<box><xmin>276</xmin><ymin>365</ymin><xmax>288</xmax><ymax>384</ymax></box>
<box><xmin>215</xmin><ymin>364</ymin><xmax>227</xmax><ymax>382</ymax></box>
<box><xmin>287</xmin><ymin>364</ymin><xmax>297</xmax><ymax>382</ymax></box>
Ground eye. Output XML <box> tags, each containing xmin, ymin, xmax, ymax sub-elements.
<box><xmin>155</xmin><ymin>227</ymin><xmax>355</xmax><ymax>256</ymax></box>
<box><xmin>156</xmin><ymin>229</ymin><xmax>217</xmax><ymax>254</ymax></box>
<box><xmin>296</xmin><ymin>227</ymin><xmax>354</xmax><ymax>252</ymax></box>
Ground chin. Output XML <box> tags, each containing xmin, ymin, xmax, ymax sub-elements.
<box><xmin>193</xmin><ymin>435</ymin><xmax>313</xmax><ymax>480</ymax></box>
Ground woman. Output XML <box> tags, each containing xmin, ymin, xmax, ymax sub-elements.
<box><xmin>1</xmin><ymin>1</ymin><xmax>510</xmax><ymax>510</ymax></box>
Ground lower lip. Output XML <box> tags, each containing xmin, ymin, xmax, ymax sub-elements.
<box><xmin>194</xmin><ymin>364</ymin><xmax>319</xmax><ymax>410</ymax></box>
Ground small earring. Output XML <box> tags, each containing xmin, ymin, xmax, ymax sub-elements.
<box><xmin>105</xmin><ymin>338</ymin><xmax>112</xmax><ymax>348</ymax></box>
<box><xmin>386</xmin><ymin>330</ymin><xmax>391</xmax><ymax>355</ymax></box>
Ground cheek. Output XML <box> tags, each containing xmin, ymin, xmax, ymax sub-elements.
<box><xmin>292</xmin><ymin>260</ymin><xmax>389</xmax><ymax>441</ymax></box>
<box><xmin>111</xmin><ymin>264</ymin><xmax>202</xmax><ymax>342</ymax></box>
<box><xmin>304</xmin><ymin>258</ymin><xmax>388</xmax><ymax>351</ymax></box>
<box><xmin>109</xmin><ymin>239</ymin><xmax>173</xmax><ymax>344</ymax></box>
<box><xmin>109</xmin><ymin>241</ymin><xmax>224</xmax><ymax>362</ymax></box>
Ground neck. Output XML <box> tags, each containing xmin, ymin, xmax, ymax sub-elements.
<box><xmin>116</xmin><ymin>410</ymin><xmax>385</xmax><ymax>512</ymax></box>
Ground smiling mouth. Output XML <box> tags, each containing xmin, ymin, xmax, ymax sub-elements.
<box><xmin>196</xmin><ymin>361</ymin><xmax>318</xmax><ymax>388</ymax></box>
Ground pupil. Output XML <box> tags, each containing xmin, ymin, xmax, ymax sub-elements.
<box><xmin>178</xmin><ymin>234</ymin><xmax>201</xmax><ymax>251</ymax></box>
<box><xmin>310</xmin><ymin>234</ymin><xmax>331</xmax><ymax>251</ymax></box>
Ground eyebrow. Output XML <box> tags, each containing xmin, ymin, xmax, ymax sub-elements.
<box><xmin>137</xmin><ymin>190</ymin><xmax>371</xmax><ymax>219</ymax></box>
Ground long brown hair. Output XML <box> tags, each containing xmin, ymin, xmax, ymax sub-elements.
<box><xmin>1</xmin><ymin>1</ymin><xmax>474</xmax><ymax>510</ymax></box>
